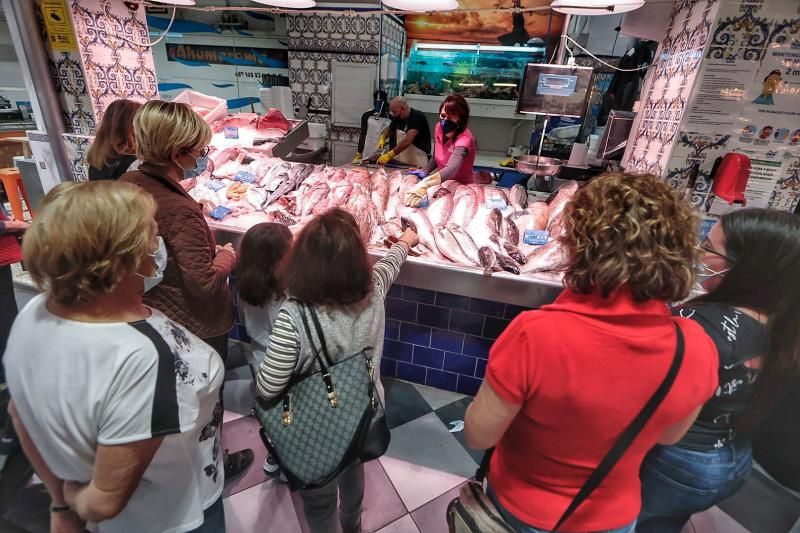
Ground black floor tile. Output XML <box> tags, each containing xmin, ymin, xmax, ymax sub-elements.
<box><xmin>718</xmin><ymin>469</ymin><xmax>800</xmax><ymax>533</ymax></box>
<box><xmin>384</xmin><ymin>377</ymin><xmax>433</xmax><ymax>430</ymax></box>
<box><xmin>433</xmin><ymin>397</ymin><xmax>483</xmax><ymax>467</ymax></box>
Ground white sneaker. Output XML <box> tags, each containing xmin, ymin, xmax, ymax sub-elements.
<box><xmin>263</xmin><ymin>454</ymin><xmax>280</xmax><ymax>474</ymax></box>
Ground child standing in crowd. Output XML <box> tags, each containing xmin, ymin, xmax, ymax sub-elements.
<box><xmin>235</xmin><ymin>222</ymin><xmax>293</xmax><ymax>477</ymax></box>
<box><xmin>235</xmin><ymin>222</ymin><xmax>294</xmax><ymax>377</ymax></box>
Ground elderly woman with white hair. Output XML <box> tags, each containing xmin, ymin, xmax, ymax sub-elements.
<box><xmin>5</xmin><ymin>181</ymin><xmax>226</xmax><ymax>532</ymax></box>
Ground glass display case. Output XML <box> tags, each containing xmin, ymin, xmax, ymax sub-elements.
<box><xmin>404</xmin><ymin>43</ymin><xmax>546</xmax><ymax>101</ymax></box>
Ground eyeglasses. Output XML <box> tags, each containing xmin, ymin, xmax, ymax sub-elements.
<box><xmin>699</xmin><ymin>240</ymin><xmax>732</xmax><ymax>263</ymax></box>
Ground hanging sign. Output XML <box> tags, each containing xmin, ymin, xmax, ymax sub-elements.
<box><xmin>40</xmin><ymin>0</ymin><xmax>77</xmax><ymax>52</ymax></box>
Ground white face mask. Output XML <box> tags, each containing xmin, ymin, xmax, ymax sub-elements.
<box><xmin>137</xmin><ymin>236</ymin><xmax>167</xmax><ymax>292</ymax></box>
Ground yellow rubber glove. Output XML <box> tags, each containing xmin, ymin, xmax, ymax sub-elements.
<box><xmin>404</xmin><ymin>172</ymin><xmax>442</xmax><ymax>207</ymax></box>
<box><xmin>377</xmin><ymin>150</ymin><xmax>396</xmax><ymax>166</ymax></box>
<box><xmin>377</xmin><ymin>134</ymin><xmax>387</xmax><ymax>150</ymax></box>
<box><xmin>352</xmin><ymin>152</ymin><xmax>363</xmax><ymax>164</ymax></box>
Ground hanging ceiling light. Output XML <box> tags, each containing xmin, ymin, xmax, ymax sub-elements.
<box><xmin>550</xmin><ymin>0</ymin><xmax>645</xmax><ymax>15</ymax></box>
<box><xmin>382</xmin><ymin>0</ymin><xmax>459</xmax><ymax>11</ymax></box>
<box><xmin>149</xmin><ymin>0</ymin><xmax>196</xmax><ymax>5</ymax></box>
<box><xmin>251</xmin><ymin>0</ymin><xmax>317</xmax><ymax>8</ymax></box>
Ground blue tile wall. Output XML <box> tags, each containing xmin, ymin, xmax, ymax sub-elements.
<box><xmin>380</xmin><ymin>284</ymin><xmax>534</xmax><ymax>396</ymax></box>
<box><xmin>231</xmin><ymin>278</ymin><xmax>534</xmax><ymax>398</ymax></box>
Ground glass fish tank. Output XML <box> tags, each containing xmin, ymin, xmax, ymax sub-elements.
<box><xmin>404</xmin><ymin>43</ymin><xmax>546</xmax><ymax>101</ymax></box>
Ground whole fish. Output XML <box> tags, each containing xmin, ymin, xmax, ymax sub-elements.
<box><xmin>330</xmin><ymin>182</ymin><xmax>354</xmax><ymax>208</ymax></box>
<box><xmin>371</xmin><ymin>168</ymin><xmax>390</xmax><ymax>213</ymax></box>
<box><xmin>490</xmin><ymin>234</ymin><xmax>526</xmax><ymax>265</ymax></box>
<box><xmin>520</xmin><ymin>241</ymin><xmax>568</xmax><ymax>274</ymax></box>
<box><xmin>401</xmin><ymin>212</ymin><xmax>443</xmax><ymax>260</ymax></box>
<box><xmin>449</xmin><ymin>189</ymin><xmax>478</xmax><ymax>228</ymax></box>
<box><xmin>448</xmin><ymin>224</ymin><xmax>481</xmax><ymax>266</ymax></box>
<box><xmin>434</xmin><ymin>226</ymin><xmax>476</xmax><ymax>266</ymax></box>
<box><xmin>546</xmin><ymin>182</ymin><xmax>579</xmax><ymax>236</ymax></box>
<box><xmin>504</xmin><ymin>216</ymin><xmax>520</xmax><ymax>246</ymax></box>
<box><xmin>302</xmin><ymin>182</ymin><xmax>330</xmax><ymax>216</ymax></box>
<box><xmin>479</xmin><ymin>246</ymin><xmax>498</xmax><ymax>276</ymax></box>
<box><xmin>427</xmin><ymin>192</ymin><xmax>454</xmax><ymax>228</ymax></box>
<box><xmin>263</xmin><ymin>163</ymin><xmax>313</xmax><ymax>207</ymax></box>
<box><xmin>496</xmin><ymin>254</ymin><xmax>521</xmax><ymax>275</ymax></box>
<box><xmin>509</xmin><ymin>184</ymin><xmax>528</xmax><ymax>209</ymax></box>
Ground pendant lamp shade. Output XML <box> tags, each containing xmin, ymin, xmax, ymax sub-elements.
<box><xmin>382</xmin><ymin>0</ymin><xmax>459</xmax><ymax>11</ymax></box>
<box><xmin>150</xmin><ymin>0</ymin><xmax>196</xmax><ymax>4</ymax></box>
<box><xmin>251</xmin><ymin>0</ymin><xmax>317</xmax><ymax>7</ymax></box>
<box><xmin>550</xmin><ymin>0</ymin><xmax>645</xmax><ymax>15</ymax></box>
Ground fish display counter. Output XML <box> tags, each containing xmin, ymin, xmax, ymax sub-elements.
<box><xmin>197</xmin><ymin>157</ymin><xmax>571</xmax><ymax>308</ymax></box>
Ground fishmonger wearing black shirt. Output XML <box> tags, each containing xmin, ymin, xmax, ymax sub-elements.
<box><xmin>376</xmin><ymin>96</ymin><xmax>431</xmax><ymax>167</ymax></box>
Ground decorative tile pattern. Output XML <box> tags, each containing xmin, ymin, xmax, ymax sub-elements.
<box><xmin>68</xmin><ymin>0</ymin><xmax>159</xmax><ymax>122</ymax></box>
<box><xmin>62</xmin><ymin>134</ymin><xmax>92</xmax><ymax>182</ymax></box>
<box><xmin>664</xmin><ymin>132</ymin><xmax>731</xmax><ymax>207</ymax></box>
<box><xmin>624</xmin><ymin>0</ymin><xmax>720</xmax><ymax>176</ymax></box>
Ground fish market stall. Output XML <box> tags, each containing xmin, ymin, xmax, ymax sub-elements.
<box><xmin>194</xmin><ymin>129</ymin><xmax>571</xmax><ymax>307</ymax></box>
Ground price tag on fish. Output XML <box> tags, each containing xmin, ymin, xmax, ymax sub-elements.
<box><xmin>523</xmin><ymin>229</ymin><xmax>550</xmax><ymax>246</ymax></box>
<box><xmin>234</xmin><ymin>171</ymin><xmax>256</xmax><ymax>184</ymax></box>
<box><xmin>208</xmin><ymin>206</ymin><xmax>232</xmax><ymax>220</ymax></box>
<box><xmin>224</xmin><ymin>126</ymin><xmax>239</xmax><ymax>140</ymax></box>
<box><xmin>485</xmin><ymin>196</ymin><xmax>508</xmax><ymax>211</ymax></box>
<box><xmin>206</xmin><ymin>179</ymin><xmax>225</xmax><ymax>191</ymax></box>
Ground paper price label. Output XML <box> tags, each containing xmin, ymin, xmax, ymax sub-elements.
<box><xmin>206</xmin><ymin>179</ymin><xmax>225</xmax><ymax>191</ymax></box>
<box><xmin>234</xmin><ymin>171</ymin><xmax>256</xmax><ymax>184</ymax></box>
<box><xmin>485</xmin><ymin>197</ymin><xmax>508</xmax><ymax>210</ymax></box>
<box><xmin>209</xmin><ymin>206</ymin><xmax>232</xmax><ymax>220</ymax></box>
<box><xmin>523</xmin><ymin>230</ymin><xmax>550</xmax><ymax>246</ymax></box>
<box><xmin>224</xmin><ymin>126</ymin><xmax>240</xmax><ymax>139</ymax></box>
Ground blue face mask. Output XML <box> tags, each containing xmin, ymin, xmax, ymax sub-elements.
<box><xmin>440</xmin><ymin>118</ymin><xmax>458</xmax><ymax>135</ymax></box>
<box><xmin>183</xmin><ymin>155</ymin><xmax>209</xmax><ymax>179</ymax></box>
<box><xmin>137</xmin><ymin>236</ymin><xmax>167</xmax><ymax>292</ymax></box>
<box><xmin>374</xmin><ymin>100</ymin><xmax>385</xmax><ymax>114</ymax></box>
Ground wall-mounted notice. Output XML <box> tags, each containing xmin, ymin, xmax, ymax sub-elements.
<box><xmin>40</xmin><ymin>0</ymin><xmax>77</xmax><ymax>52</ymax></box>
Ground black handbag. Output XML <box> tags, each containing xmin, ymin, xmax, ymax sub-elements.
<box><xmin>254</xmin><ymin>303</ymin><xmax>390</xmax><ymax>490</ymax></box>
<box><xmin>447</xmin><ymin>323</ymin><xmax>686</xmax><ymax>532</ymax></box>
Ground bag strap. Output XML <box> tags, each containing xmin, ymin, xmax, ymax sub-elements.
<box><xmin>552</xmin><ymin>322</ymin><xmax>685</xmax><ymax>531</ymax></box>
<box><xmin>296</xmin><ymin>303</ymin><xmax>333</xmax><ymax>372</ymax></box>
<box><xmin>307</xmin><ymin>306</ymin><xmax>334</xmax><ymax>367</ymax></box>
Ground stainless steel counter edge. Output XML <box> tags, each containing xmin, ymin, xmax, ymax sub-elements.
<box><xmin>211</xmin><ymin>224</ymin><xmax>563</xmax><ymax>308</ymax></box>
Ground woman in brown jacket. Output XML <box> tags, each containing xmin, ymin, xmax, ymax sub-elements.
<box><xmin>121</xmin><ymin>100</ymin><xmax>253</xmax><ymax>479</ymax></box>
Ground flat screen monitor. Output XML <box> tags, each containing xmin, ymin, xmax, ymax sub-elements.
<box><xmin>516</xmin><ymin>64</ymin><xmax>594</xmax><ymax>118</ymax></box>
<box><xmin>598</xmin><ymin>110</ymin><xmax>635</xmax><ymax>160</ymax></box>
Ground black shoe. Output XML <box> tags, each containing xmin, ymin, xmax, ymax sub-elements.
<box><xmin>342</xmin><ymin>520</ymin><xmax>362</xmax><ymax>533</ymax></box>
<box><xmin>223</xmin><ymin>448</ymin><xmax>254</xmax><ymax>480</ymax></box>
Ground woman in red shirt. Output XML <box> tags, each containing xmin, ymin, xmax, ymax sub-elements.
<box><xmin>464</xmin><ymin>173</ymin><xmax>719</xmax><ymax>532</ymax></box>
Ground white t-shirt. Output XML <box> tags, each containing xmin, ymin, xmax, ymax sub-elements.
<box><xmin>4</xmin><ymin>294</ymin><xmax>225</xmax><ymax>533</ymax></box>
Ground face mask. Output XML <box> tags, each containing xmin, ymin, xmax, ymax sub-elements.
<box><xmin>440</xmin><ymin>118</ymin><xmax>458</xmax><ymax>135</ymax></box>
<box><xmin>374</xmin><ymin>100</ymin><xmax>384</xmax><ymax>114</ymax></box>
<box><xmin>181</xmin><ymin>154</ymin><xmax>209</xmax><ymax>179</ymax></box>
<box><xmin>697</xmin><ymin>261</ymin><xmax>729</xmax><ymax>285</ymax></box>
<box><xmin>137</xmin><ymin>236</ymin><xmax>167</xmax><ymax>292</ymax></box>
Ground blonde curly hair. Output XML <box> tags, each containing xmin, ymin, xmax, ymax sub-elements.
<box><xmin>22</xmin><ymin>181</ymin><xmax>157</xmax><ymax>306</ymax></box>
<box><xmin>560</xmin><ymin>172</ymin><xmax>699</xmax><ymax>302</ymax></box>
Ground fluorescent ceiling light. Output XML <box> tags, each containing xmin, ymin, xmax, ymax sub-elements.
<box><xmin>460</xmin><ymin>83</ymin><xmax>484</xmax><ymax>87</ymax></box>
<box><xmin>416</xmin><ymin>43</ymin><xmax>542</xmax><ymax>53</ymax></box>
<box><xmin>149</xmin><ymin>0</ymin><xmax>196</xmax><ymax>5</ymax></box>
<box><xmin>251</xmin><ymin>0</ymin><xmax>316</xmax><ymax>7</ymax></box>
<box><xmin>494</xmin><ymin>83</ymin><xmax>517</xmax><ymax>87</ymax></box>
<box><xmin>383</xmin><ymin>0</ymin><xmax>458</xmax><ymax>11</ymax></box>
<box><xmin>550</xmin><ymin>0</ymin><xmax>645</xmax><ymax>15</ymax></box>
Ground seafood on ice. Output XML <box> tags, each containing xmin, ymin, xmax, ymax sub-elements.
<box><xmin>187</xmin><ymin>151</ymin><xmax>578</xmax><ymax>277</ymax></box>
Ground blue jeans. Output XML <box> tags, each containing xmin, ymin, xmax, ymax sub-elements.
<box><xmin>637</xmin><ymin>439</ymin><xmax>752</xmax><ymax>533</ymax></box>
<box><xmin>487</xmin><ymin>485</ymin><xmax>636</xmax><ymax>533</ymax></box>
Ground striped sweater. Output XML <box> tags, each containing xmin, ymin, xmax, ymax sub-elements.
<box><xmin>256</xmin><ymin>242</ymin><xmax>409</xmax><ymax>401</ymax></box>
